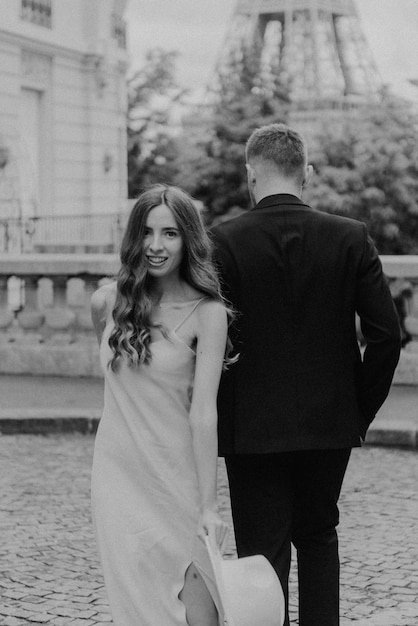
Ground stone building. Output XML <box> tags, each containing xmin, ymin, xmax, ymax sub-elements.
<box><xmin>0</xmin><ymin>0</ymin><xmax>128</xmax><ymax>251</ymax></box>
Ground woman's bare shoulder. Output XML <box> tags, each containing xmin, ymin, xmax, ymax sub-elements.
<box><xmin>197</xmin><ymin>298</ymin><xmax>227</xmax><ymax>327</ymax></box>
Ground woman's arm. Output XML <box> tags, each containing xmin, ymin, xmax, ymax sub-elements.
<box><xmin>189</xmin><ymin>299</ymin><xmax>229</xmax><ymax>549</ymax></box>
<box><xmin>90</xmin><ymin>283</ymin><xmax>115</xmax><ymax>345</ymax></box>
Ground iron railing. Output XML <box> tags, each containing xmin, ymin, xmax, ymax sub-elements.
<box><xmin>111</xmin><ymin>13</ymin><xmax>127</xmax><ymax>49</ymax></box>
<box><xmin>0</xmin><ymin>212</ymin><xmax>127</xmax><ymax>254</ymax></box>
<box><xmin>21</xmin><ymin>0</ymin><xmax>52</xmax><ymax>28</ymax></box>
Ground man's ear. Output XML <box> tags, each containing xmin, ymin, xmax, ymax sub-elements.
<box><xmin>302</xmin><ymin>164</ymin><xmax>314</xmax><ymax>189</ymax></box>
<box><xmin>246</xmin><ymin>163</ymin><xmax>256</xmax><ymax>187</ymax></box>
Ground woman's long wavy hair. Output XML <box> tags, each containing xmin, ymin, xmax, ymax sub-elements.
<box><xmin>108</xmin><ymin>184</ymin><xmax>235</xmax><ymax>371</ymax></box>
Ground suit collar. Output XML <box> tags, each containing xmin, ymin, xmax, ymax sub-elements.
<box><xmin>253</xmin><ymin>193</ymin><xmax>311</xmax><ymax>211</ymax></box>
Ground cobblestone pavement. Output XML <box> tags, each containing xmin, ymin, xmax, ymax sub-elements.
<box><xmin>0</xmin><ymin>436</ymin><xmax>417</xmax><ymax>626</ymax></box>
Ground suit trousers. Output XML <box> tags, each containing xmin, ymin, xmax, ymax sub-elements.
<box><xmin>225</xmin><ymin>448</ymin><xmax>351</xmax><ymax>626</ymax></box>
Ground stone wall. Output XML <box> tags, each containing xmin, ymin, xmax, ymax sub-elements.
<box><xmin>0</xmin><ymin>253</ymin><xmax>118</xmax><ymax>377</ymax></box>
<box><xmin>381</xmin><ymin>256</ymin><xmax>418</xmax><ymax>385</ymax></box>
<box><xmin>0</xmin><ymin>0</ymin><xmax>128</xmax><ymax>237</ymax></box>
<box><xmin>0</xmin><ymin>254</ymin><xmax>418</xmax><ymax>381</ymax></box>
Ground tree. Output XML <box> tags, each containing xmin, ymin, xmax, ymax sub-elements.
<box><xmin>127</xmin><ymin>49</ymin><xmax>185</xmax><ymax>198</ymax></box>
<box><xmin>174</xmin><ymin>41</ymin><xmax>290</xmax><ymax>222</ymax></box>
<box><xmin>305</xmin><ymin>96</ymin><xmax>418</xmax><ymax>253</ymax></box>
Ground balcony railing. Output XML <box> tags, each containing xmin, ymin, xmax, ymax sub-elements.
<box><xmin>21</xmin><ymin>0</ymin><xmax>52</xmax><ymax>28</ymax></box>
<box><xmin>0</xmin><ymin>213</ymin><xmax>127</xmax><ymax>254</ymax></box>
<box><xmin>0</xmin><ymin>254</ymin><xmax>417</xmax><ymax>380</ymax></box>
<box><xmin>111</xmin><ymin>13</ymin><xmax>127</xmax><ymax>49</ymax></box>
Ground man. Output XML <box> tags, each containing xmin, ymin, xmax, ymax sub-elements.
<box><xmin>211</xmin><ymin>123</ymin><xmax>401</xmax><ymax>626</ymax></box>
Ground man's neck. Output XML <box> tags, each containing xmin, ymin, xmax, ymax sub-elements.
<box><xmin>254</xmin><ymin>184</ymin><xmax>302</xmax><ymax>204</ymax></box>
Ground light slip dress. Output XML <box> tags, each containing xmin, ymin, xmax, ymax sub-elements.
<box><xmin>91</xmin><ymin>297</ymin><xmax>219</xmax><ymax>626</ymax></box>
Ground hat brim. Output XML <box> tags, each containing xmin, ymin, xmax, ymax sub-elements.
<box><xmin>204</xmin><ymin>536</ymin><xmax>285</xmax><ymax>626</ymax></box>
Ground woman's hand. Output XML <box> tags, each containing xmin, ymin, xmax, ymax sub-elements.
<box><xmin>199</xmin><ymin>507</ymin><xmax>229</xmax><ymax>554</ymax></box>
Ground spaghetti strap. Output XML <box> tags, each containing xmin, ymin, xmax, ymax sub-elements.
<box><xmin>172</xmin><ymin>297</ymin><xmax>208</xmax><ymax>333</ymax></box>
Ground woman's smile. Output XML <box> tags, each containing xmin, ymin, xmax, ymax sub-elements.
<box><xmin>147</xmin><ymin>255</ymin><xmax>168</xmax><ymax>267</ymax></box>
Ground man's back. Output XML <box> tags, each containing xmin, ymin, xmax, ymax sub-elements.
<box><xmin>212</xmin><ymin>193</ymin><xmax>401</xmax><ymax>454</ymax></box>
<box><xmin>215</xmin><ymin>123</ymin><xmax>401</xmax><ymax>626</ymax></box>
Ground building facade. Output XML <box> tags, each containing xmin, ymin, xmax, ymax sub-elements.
<box><xmin>0</xmin><ymin>0</ymin><xmax>128</xmax><ymax>243</ymax></box>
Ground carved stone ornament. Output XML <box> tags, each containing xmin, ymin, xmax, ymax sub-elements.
<box><xmin>21</xmin><ymin>50</ymin><xmax>51</xmax><ymax>86</ymax></box>
<box><xmin>0</xmin><ymin>145</ymin><xmax>9</xmax><ymax>170</ymax></box>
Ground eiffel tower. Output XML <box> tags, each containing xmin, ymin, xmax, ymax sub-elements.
<box><xmin>216</xmin><ymin>0</ymin><xmax>382</xmax><ymax>109</ymax></box>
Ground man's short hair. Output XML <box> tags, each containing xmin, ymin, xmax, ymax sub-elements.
<box><xmin>245</xmin><ymin>123</ymin><xmax>307</xmax><ymax>182</ymax></box>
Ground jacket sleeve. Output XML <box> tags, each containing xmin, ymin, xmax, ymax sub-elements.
<box><xmin>210</xmin><ymin>227</ymin><xmax>240</xmax><ymax>308</ymax></box>
<box><xmin>355</xmin><ymin>226</ymin><xmax>401</xmax><ymax>438</ymax></box>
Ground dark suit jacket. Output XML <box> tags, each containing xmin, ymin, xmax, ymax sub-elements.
<box><xmin>211</xmin><ymin>194</ymin><xmax>401</xmax><ymax>455</ymax></box>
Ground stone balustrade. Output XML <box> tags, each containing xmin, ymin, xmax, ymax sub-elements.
<box><xmin>0</xmin><ymin>253</ymin><xmax>417</xmax><ymax>381</ymax></box>
<box><xmin>381</xmin><ymin>256</ymin><xmax>418</xmax><ymax>384</ymax></box>
<box><xmin>0</xmin><ymin>254</ymin><xmax>119</xmax><ymax>377</ymax></box>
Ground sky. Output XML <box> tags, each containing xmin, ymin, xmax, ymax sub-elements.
<box><xmin>124</xmin><ymin>0</ymin><xmax>418</xmax><ymax>101</ymax></box>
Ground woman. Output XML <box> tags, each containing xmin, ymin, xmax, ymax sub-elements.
<box><xmin>90</xmin><ymin>184</ymin><xmax>232</xmax><ymax>625</ymax></box>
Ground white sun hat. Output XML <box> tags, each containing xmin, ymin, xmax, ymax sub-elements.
<box><xmin>205</xmin><ymin>536</ymin><xmax>285</xmax><ymax>626</ymax></box>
